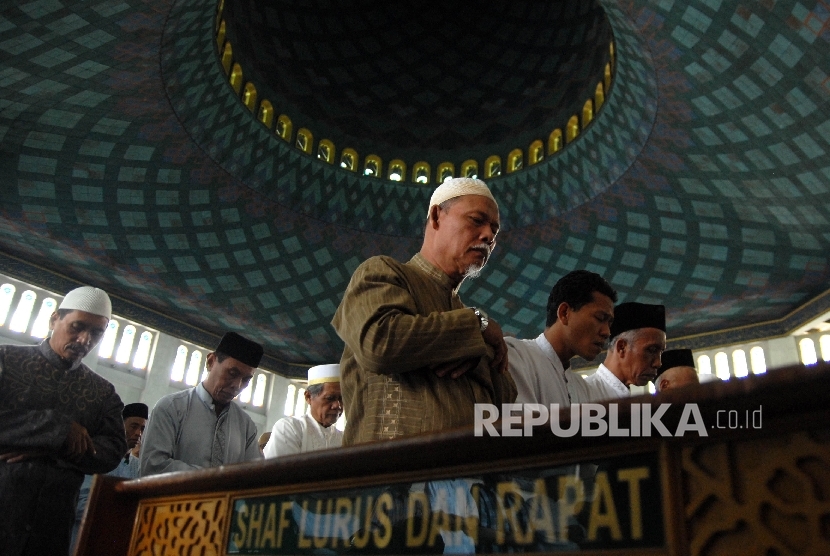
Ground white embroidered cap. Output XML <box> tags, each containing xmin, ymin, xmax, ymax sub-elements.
<box><xmin>58</xmin><ymin>286</ymin><xmax>112</xmax><ymax>320</ymax></box>
<box><xmin>427</xmin><ymin>177</ymin><xmax>497</xmax><ymax>218</ymax></box>
<box><xmin>307</xmin><ymin>364</ymin><xmax>340</xmax><ymax>386</ymax></box>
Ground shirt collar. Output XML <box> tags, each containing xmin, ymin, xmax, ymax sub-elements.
<box><xmin>410</xmin><ymin>253</ymin><xmax>460</xmax><ymax>294</ymax></box>
<box><xmin>38</xmin><ymin>339</ymin><xmax>83</xmax><ymax>371</ymax></box>
<box><xmin>195</xmin><ymin>382</ymin><xmax>229</xmax><ymax>415</ymax></box>
<box><xmin>597</xmin><ymin>364</ymin><xmax>630</xmax><ymax>397</ymax></box>
<box><xmin>307</xmin><ymin>414</ymin><xmax>338</xmax><ymax>437</ymax></box>
<box><xmin>534</xmin><ymin>333</ymin><xmax>565</xmax><ymax>373</ymax></box>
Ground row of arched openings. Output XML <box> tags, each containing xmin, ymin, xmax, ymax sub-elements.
<box><xmin>214</xmin><ymin>0</ymin><xmax>615</xmax><ymax>184</ymax></box>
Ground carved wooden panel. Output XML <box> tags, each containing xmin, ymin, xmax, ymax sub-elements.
<box><xmin>129</xmin><ymin>496</ymin><xmax>228</xmax><ymax>555</ymax></box>
<box><xmin>683</xmin><ymin>430</ymin><xmax>830</xmax><ymax>556</ymax></box>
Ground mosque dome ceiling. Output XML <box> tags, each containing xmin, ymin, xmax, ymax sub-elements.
<box><xmin>220</xmin><ymin>0</ymin><xmax>613</xmax><ymax>168</ymax></box>
<box><xmin>1</xmin><ymin>0</ymin><xmax>829</xmax><ymax>377</ymax></box>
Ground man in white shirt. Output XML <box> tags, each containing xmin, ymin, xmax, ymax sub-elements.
<box><xmin>264</xmin><ymin>364</ymin><xmax>343</xmax><ymax>457</ymax></box>
<box><xmin>584</xmin><ymin>302</ymin><xmax>666</xmax><ymax>400</ymax></box>
<box><xmin>507</xmin><ymin>270</ymin><xmax>617</xmax><ymax>406</ymax></box>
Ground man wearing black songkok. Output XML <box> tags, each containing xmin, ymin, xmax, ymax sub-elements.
<box><xmin>140</xmin><ymin>332</ymin><xmax>264</xmax><ymax>476</ymax></box>
<box><xmin>584</xmin><ymin>302</ymin><xmax>667</xmax><ymax>400</ymax></box>
<box><xmin>654</xmin><ymin>349</ymin><xmax>699</xmax><ymax>392</ymax></box>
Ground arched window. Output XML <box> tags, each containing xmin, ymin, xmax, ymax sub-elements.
<box><xmin>229</xmin><ymin>63</ymin><xmax>243</xmax><ymax>94</ymax></box>
<box><xmin>215</xmin><ymin>0</ymin><xmax>225</xmax><ymax>24</ymax></box>
<box><xmin>412</xmin><ymin>162</ymin><xmax>430</xmax><ymax>184</ymax></box>
<box><xmin>595</xmin><ymin>82</ymin><xmax>605</xmax><ymax>111</ymax></box>
<box><xmin>731</xmin><ymin>349</ymin><xmax>748</xmax><ymax>378</ymax></box>
<box><xmin>484</xmin><ymin>155</ymin><xmax>501</xmax><ymax>178</ymax></box>
<box><xmin>276</xmin><ymin>115</ymin><xmax>293</xmax><ymax>142</ymax></box>
<box><xmin>714</xmin><ymin>352</ymin><xmax>730</xmax><ymax>380</ymax></box>
<box><xmin>185</xmin><ymin>350</ymin><xmax>203</xmax><ymax>386</ymax></box>
<box><xmin>364</xmin><ymin>155</ymin><xmax>382</xmax><ymax>177</ymax></box>
<box><xmin>133</xmin><ymin>331</ymin><xmax>153</xmax><ymax>370</ymax></box>
<box><xmin>604</xmin><ymin>62</ymin><xmax>612</xmax><ymax>94</ymax></box>
<box><xmin>317</xmin><ymin>139</ymin><xmax>335</xmax><ymax>163</ymax></box>
<box><xmin>284</xmin><ymin>384</ymin><xmax>296</xmax><ymax>416</ymax></box>
<box><xmin>252</xmin><ymin>374</ymin><xmax>267</xmax><ymax>407</ymax></box>
<box><xmin>528</xmin><ymin>140</ymin><xmax>544</xmax><ymax>165</ymax></box>
<box><xmin>507</xmin><ymin>149</ymin><xmax>523</xmax><ymax>173</ymax></box>
<box><xmin>799</xmin><ymin>338</ymin><xmax>818</xmax><ymax>365</ymax></box>
<box><xmin>820</xmin><ymin>334</ymin><xmax>830</xmax><ymax>362</ymax></box>
<box><xmin>220</xmin><ymin>42</ymin><xmax>233</xmax><ymax>75</ymax></box>
<box><xmin>697</xmin><ymin>354</ymin><xmax>712</xmax><ymax>375</ymax></box>
<box><xmin>437</xmin><ymin>162</ymin><xmax>454</xmax><ymax>182</ymax></box>
<box><xmin>30</xmin><ymin>297</ymin><xmax>56</xmax><ymax>338</ymax></box>
<box><xmin>216</xmin><ymin>20</ymin><xmax>226</xmax><ymax>49</ymax></box>
<box><xmin>340</xmin><ymin>148</ymin><xmax>358</xmax><ymax>171</ymax></box>
<box><xmin>171</xmin><ymin>345</ymin><xmax>188</xmax><ymax>382</ymax></box>
<box><xmin>115</xmin><ymin>325</ymin><xmax>136</xmax><ymax>364</ymax></box>
<box><xmin>461</xmin><ymin>160</ymin><xmax>478</xmax><ymax>179</ymax></box>
<box><xmin>98</xmin><ymin>320</ymin><xmax>120</xmax><ymax>359</ymax></box>
<box><xmin>295</xmin><ymin>128</ymin><xmax>313</xmax><ymax>154</ymax></box>
<box><xmin>10</xmin><ymin>290</ymin><xmax>36</xmax><ymax>333</ymax></box>
<box><xmin>750</xmin><ymin>346</ymin><xmax>767</xmax><ymax>374</ymax></box>
<box><xmin>257</xmin><ymin>100</ymin><xmax>274</xmax><ymax>129</ymax></box>
<box><xmin>294</xmin><ymin>387</ymin><xmax>307</xmax><ymax>417</ymax></box>
<box><xmin>548</xmin><ymin>129</ymin><xmax>563</xmax><ymax>155</ymax></box>
<box><xmin>581</xmin><ymin>99</ymin><xmax>594</xmax><ymax>129</ymax></box>
<box><xmin>566</xmin><ymin>115</ymin><xmax>580</xmax><ymax>144</ymax></box>
<box><xmin>238</xmin><ymin>379</ymin><xmax>253</xmax><ymax>404</ymax></box>
<box><xmin>388</xmin><ymin>159</ymin><xmax>406</xmax><ymax>181</ymax></box>
<box><xmin>242</xmin><ymin>83</ymin><xmax>257</xmax><ymax>112</ymax></box>
<box><xmin>0</xmin><ymin>283</ymin><xmax>15</xmax><ymax>326</ymax></box>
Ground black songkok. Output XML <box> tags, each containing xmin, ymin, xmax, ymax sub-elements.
<box><xmin>656</xmin><ymin>349</ymin><xmax>696</xmax><ymax>377</ymax></box>
<box><xmin>216</xmin><ymin>332</ymin><xmax>263</xmax><ymax>368</ymax></box>
<box><xmin>122</xmin><ymin>402</ymin><xmax>148</xmax><ymax>420</ymax></box>
<box><xmin>610</xmin><ymin>302</ymin><xmax>666</xmax><ymax>339</ymax></box>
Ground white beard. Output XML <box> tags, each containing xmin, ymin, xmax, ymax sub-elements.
<box><xmin>464</xmin><ymin>264</ymin><xmax>483</xmax><ymax>279</ymax></box>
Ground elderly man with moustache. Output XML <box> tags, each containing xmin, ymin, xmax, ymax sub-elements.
<box><xmin>508</xmin><ymin>270</ymin><xmax>618</xmax><ymax>407</ymax></box>
<box><xmin>0</xmin><ymin>286</ymin><xmax>126</xmax><ymax>556</ymax></box>
<box><xmin>264</xmin><ymin>364</ymin><xmax>343</xmax><ymax>457</ymax></box>
<box><xmin>140</xmin><ymin>332</ymin><xmax>264</xmax><ymax>476</ymax></box>
<box><xmin>332</xmin><ymin>177</ymin><xmax>516</xmax><ymax>445</ymax></box>
<box><xmin>583</xmin><ymin>301</ymin><xmax>667</xmax><ymax>400</ymax></box>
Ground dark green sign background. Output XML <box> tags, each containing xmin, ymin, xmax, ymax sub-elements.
<box><xmin>227</xmin><ymin>452</ymin><xmax>663</xmax><ymax>554</ymax></box>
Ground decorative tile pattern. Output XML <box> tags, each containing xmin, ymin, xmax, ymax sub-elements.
<box><xmin>0</xmin><ymin>0</ymin><xmax>829</xmax><ymax>378</ymax></box>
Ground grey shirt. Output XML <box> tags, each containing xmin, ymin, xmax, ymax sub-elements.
<box><xmin>140</xmin><ymin>383</ymin><xmax>260</xmax><ymax>476</ymax></box>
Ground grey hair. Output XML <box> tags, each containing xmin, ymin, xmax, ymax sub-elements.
<box><xmin>306</xmin><ymin>383</ymin><xmax>325</xmax><ymax>397</ymax></box>
<box><xmin>609</xmin><ymin>328</ymin><xmax>645</xmax><ymax>351</ymax></box>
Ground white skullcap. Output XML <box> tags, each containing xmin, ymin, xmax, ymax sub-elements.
<box><xmin>58</xmin><ymin>286</ymin><xmax>112</xmax><ymax>320</ymax></box>
<box><xmin>308</xmin><ymin>364</ymin><xmax>340</xmax><ymax>385</ymax></box>
<box><xmin>427</xmin><ymin>177</ymin><xmax>497</xmax><ymax>218</ymax></box>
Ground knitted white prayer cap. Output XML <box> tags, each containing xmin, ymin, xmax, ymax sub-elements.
<box><xmin>427</xmin><ymin>177</ymin><xmax>497</xmax><ymax>218</ymax></box>
<box><xmin>308</xmin><ymin>364</ymin><xmax>340</xmax><ymax>386</ymax></box>
<box><xmin>58</xmin><ymin>286</ymin><xmax>112</xmax><ymax>320</ymax></box>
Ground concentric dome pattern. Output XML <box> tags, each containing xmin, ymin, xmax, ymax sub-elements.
<box><xmin>1</xmin><ymin>0</ymin><xmax>829</xmax><ymax>377</ymax></box>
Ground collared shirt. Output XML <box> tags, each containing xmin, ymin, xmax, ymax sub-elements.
<box><xmin>140</xmin><ymin>383</ymin><xmax>260</xmax><ymax>476</ymax></box>
<box><xmin>583</xmin><ymin>363</ymin><xmax>630</xmax><ymax>401</ymax></box>
<box><xmin>332</xmin><ymin>253</ymin><xmax>517</xmax><ymax>445</ymax></box>
<box><xmin>263</xmin><ymin>413</ymin><xmax>343</xmax><ymax>458</ymax></box>
<box><xmin>508</xmin><ymin>333</ymin><xmax>596</xmax><ymax>407</ymax></box>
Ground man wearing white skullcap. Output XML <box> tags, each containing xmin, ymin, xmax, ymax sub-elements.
<box><xmin>0</xmin><ymin>286</ymin><xmax>126</xmax><ymax>556</ymax></box>
<box><xmin>332</xmin><ymin>177</ymin><xmax>516</xmax><ymax>445</ymax></box>
<box><xmin>263</xmin><ymin>364</ymin><xmax>343</xmax><ymax>458</ymax></box>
